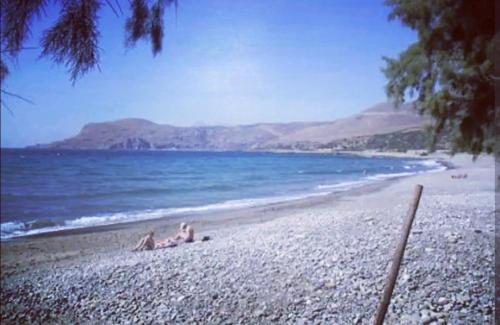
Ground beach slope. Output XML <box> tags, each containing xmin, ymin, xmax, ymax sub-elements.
<box><xmin>0</xmin><ymin>154</ymin><xmax>495</xmax><ymax>324</ymax></box>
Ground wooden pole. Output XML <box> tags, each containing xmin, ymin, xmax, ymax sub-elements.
<box><xmin>373</xmin><ymin>184</ymin><xmax>424</xmax><ymax>325</ymax></box>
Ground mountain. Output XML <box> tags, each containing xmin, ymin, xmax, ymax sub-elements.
<box><xmin>257</xmin><ymin>102</ymin><xmax>428</xmax><ymax>150</ymax></box>
<box><xmin>31</xmin><ymin>102</ymin><xmax>442</xmax><ymax>151</ymax></box>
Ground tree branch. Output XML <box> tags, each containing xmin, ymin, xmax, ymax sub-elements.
<box><xmin>0</xmin><ymin>99</ymin><xmax>15</xmax><ymax>117</ymax></box>
<box><xmin>0</xmin><ymin>46</ymin><xmax>38</xmax><ymax>53</ymax></box>
<box><xmin>1</xmin><ymin>89</ymin><xmax>35</xmax><ymax>105</ymax></box>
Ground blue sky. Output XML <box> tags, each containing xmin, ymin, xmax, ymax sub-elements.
<box><xmin>1</xmin><ymin>0</ymin><xmax>415</xmax><ymax>147</ymax></box>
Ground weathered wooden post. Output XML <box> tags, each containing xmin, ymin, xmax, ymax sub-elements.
<box><xmin>373</xmin><ymin>184</ymin><xmax>424</xmax><ymax>325</ymax></box>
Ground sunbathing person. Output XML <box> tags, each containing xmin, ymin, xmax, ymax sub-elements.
<box><xmin>174</xmin><ymin>222</ymin><xmax>195</xmax><ymax>243</ymax></box>
<box><xmin>132</xmin><ymin>231</ymin><xmax>156</xmax><ymax>252</ymax></box>
<box><xmin>132</xmin><ymin>223</ymin><xmax>195</xmax><ymax>252</ymax></box>
<box><xmin>156</xmin><ymin>223</ymin><xmax>194</xmax><ymax>247</ymax></box>
<box><xmin>155</xmin><ymin>237</ymin><xmax>178</xmax><ymax>249</ymax></box>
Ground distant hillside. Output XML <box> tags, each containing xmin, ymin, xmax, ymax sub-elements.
<box><xmin>31</xmin><ymin>102</ymin><xmax>445</xmax><ymax>152</ymax></box>
<box><xmin>316</xmin><ymin>128</ymin><xmax>449</xmax><ymax>152</ymax></box>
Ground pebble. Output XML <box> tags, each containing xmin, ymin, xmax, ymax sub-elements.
<box><xmin>0</xmin><ymin>181</ymin><xmax>494</xmax><ymax>324</ymax></box>
<box><xmin>436</xmin><ymin>297</ymin><xmax>448</xmax><ymax>305</ymax></box>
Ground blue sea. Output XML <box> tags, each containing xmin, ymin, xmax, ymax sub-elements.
<box><xmin>0</xmin><ymin>149</ymin><xmax>445</xmax><ymax>239</ymax></box>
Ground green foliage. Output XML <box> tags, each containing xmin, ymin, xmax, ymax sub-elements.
<box><xmin>1</xmin><ymin>0</ymin><xmax>177</xmax><ymax>84</ymax></box>
<box><xmin>1</xmin><ymin>0</ymin><xmax>47</xmax><ymax>56</ymax></box>
<box><xmin>0</xmin><ymin>58</ymin><xmax>8</xmax><ymax>84</ymax></box>
<box><xmin>41</xmin><ymin>0</ymin><xmax>101</xmax><ymax>82</ymax></box>
<box><xmin>383</xmin><ymin>0</ymin><xmax>498</xmax><ymax>156</ymax></box>
<box><xmin>125</xmin><ymin>0</ymin><xmax>151</xmax><ymax>46</ymax></box>
<box><xmin>125</xmin><ymin>0</ymin><xmax>175</xmax><ymax>55</ymax></box>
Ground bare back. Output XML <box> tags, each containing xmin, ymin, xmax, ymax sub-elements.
<box><xmin>184</xmin><ymin>225</ymin><xmax>194</xmax><ymax>243</ymax></box>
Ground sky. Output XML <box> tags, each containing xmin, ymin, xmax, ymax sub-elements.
<box><xmin>1</xmin><ymin>0</ymin><xmax>416</xmax><ymax>148</ymax></box>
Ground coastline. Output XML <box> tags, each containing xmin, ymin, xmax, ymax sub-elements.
<box><xmin>1</xmin><ymin>153</ymin><xmax>495</xmax><ymax>324</ymax></box>
<box><xmin>0</xmin><ymin>150</ymin><xmax>447</xmax><ymax>241</ymax></box>
<box><xmin>0</xmin><ymin>152</ymin><xmax>452</xmax><ymax>271</ymax></box>
<box><xmin>0</xmin><ymin>162</ymin><xmax>406</xmax><ymax>273</ymax></box>
<box><xmin>264</xmin><ymin>149</ymin><xmax>458</xmax><ymax>164</ymax></box>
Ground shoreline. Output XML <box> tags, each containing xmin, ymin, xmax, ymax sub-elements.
<box><xmin>0</xmin><ymin>153</ymin><xmax>495</xmax><ymax>324</ymax></box>
<box><xmin>0</xmin><ymin>166</ymin><xmax>406</xmax><ymax>273</ymax></box>
<box><xmin>0</xmin><ymin>152</ymin><xmax>451</xmax><ymax>241</ymax></box>
<box><xmin>0</xmin><ymin>153</ymin><xmax>456</xmax><ymax>275</ymax></box>
<box><xmin>5</xmin><ymin>146</ymin><xmax>446</xmax><ymax>158</ymax></box>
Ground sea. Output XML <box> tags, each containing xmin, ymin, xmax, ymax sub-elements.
<box><xmin>0</xmin><ymin>149</ymin><xmax>445</xmax><ymax>239</ymax></box>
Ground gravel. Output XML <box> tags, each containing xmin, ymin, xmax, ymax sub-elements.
<box><xmin>0</xmin><ymin>169</ymin><xmax>495</xmax><ymax>324</ymax></box>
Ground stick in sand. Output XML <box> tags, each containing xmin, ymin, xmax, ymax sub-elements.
<box><xmin>373</xmin><ymin>184</ymin><xmax>423</xmax><ymax>325</ymax></box>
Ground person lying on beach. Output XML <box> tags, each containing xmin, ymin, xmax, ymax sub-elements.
<box><xmin>155</xmin><ymin>223</ymin><xmax>194</xmax><ymax>248</ymax></box>
<box><xmin>155</xmin><ymin>237</ymin><xmax>178</xmax><ymax>249</ymax></box>
<box><xmin>173</xmin><ymin>222</ymin><xmax>195</xmax><ymax>243</ymax></box>
<box><xmin>132</xmin><ymin>231</ymin><xmax>156</xmax><ymax>252</ymax></box>
<box><xmin>132</xmin><ymin>223</ymin><xmax>195</xmax><ymax>252</ymax></box>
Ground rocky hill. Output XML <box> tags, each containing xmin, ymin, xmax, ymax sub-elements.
<box><xmin>31</xmin><ymin>102</ymin><xmax>443</xmax><ymax>152</ymax></box>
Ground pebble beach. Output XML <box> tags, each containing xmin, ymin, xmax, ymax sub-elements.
<box><xmin>0</xmin><ymin>154</ymin><xmax>496</xmax><ymax>324</ymax></box>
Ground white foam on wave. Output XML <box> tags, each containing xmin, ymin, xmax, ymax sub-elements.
<box><xmin>426</xmin><ymin>165</ymin><xmax>447</xmax><ymax>173</ymax></box>
<box><xmin>367</xmin><ymin>158</ymin><xmax>448</xmax><ymax>180</ymax></box>
<box><xmin>417</xmin><ymin>159</ymin><xmax>441</xmax><ymax>168</ymax></box>
<box><xmin>1</xmin><ymin>158</ymin><xmax>448</xmax><ymax>240</ymax></box>
<box><xmin>366</xmin><ymin>171</ymin><xmax>418</xmax><ymax>181</ymax></box>
<box><xmin>317</xmin><ymin>159</ymin><xmax>447</xmax><ymax>190</ymax></box>
<box><xmin>1</xmin><ymin>221</ymin><xmax>26</xmax><ymax>234</ymax></box>
<box><xmin>417</xmin><ymin>159</ymin><xmax>448</xmax><ymax>173</ymax></box>
<box><xmin>1</xmin><ymin>191</ymin><xmax>331</xmax><ymax>240</ymax></box>
<box><xmin>0</xmin><ymin>221</ymin><xmax>66</xmax><ymax>240</ymax></box>
<box><xmin>316</xmin><ymin>180</ymin><xmax>369</xmax><ymax>190</ymax></box>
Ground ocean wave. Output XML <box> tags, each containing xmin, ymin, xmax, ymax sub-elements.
<box><xmin>0</xmin><ymin>220</ymin><xmax>65</xmax><ymax>239</ymax></box>
<box><xmin>1</xmin><ymin>158</ymin><xmax>449</xmax><ymax>240</ymax></box>
<box><xmin>365</xmin><ymin>158</ymin><xmax>447</xmax><ymax>180</ymax></box>
<box><xmin>2</xmin><ymin>185</ymin><xmax>235</xmax><ymax>201</ymax></box>
<box><xmin>365</xmin><ymin>171</ymin><xmax>418</xmax><ymax>181</ymax></box>
<box><xmin>418</xmin><ymin>159</ymin><xmax>448</xmax><ymax>173</ymax></box>
<box><xmin>316</xmin><ymin>180</ymin><xmax>369</xmax><ymax>190</ymax></box>
<box><xmin>0</xmin><ymin>191</ymin><xmax>331</xmax><ymax>240</ymax></box>
<box><xmin>299</xmin><ymin>170</ymin><xmax>340</xmax><ymax>175</ymax></box>
<box><xmin>417</xmin><ymin>159</ymin><xmax>441</xmax><ymax>168</ymax></box>
<box><xmin>2</xmin><ymin>188</ymin><xmax>178</xmax><ymax>200</ymax></box>
<box><xmin>425</xmin><ymin>166</ymin><xmax>447</xmax><ymax>173</ymax></box>
<box><xmin>1</xmin><ymin>221</ymin><xmax>26</xmax><ymax>234</ymax></box>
